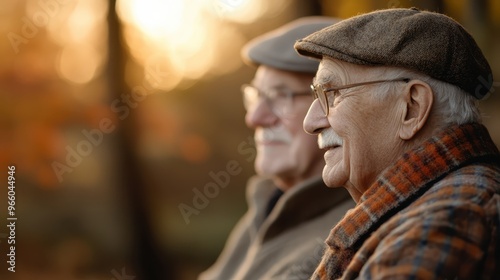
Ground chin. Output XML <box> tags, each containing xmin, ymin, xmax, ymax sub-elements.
<box><xmin>323</xmin><ymin>179</ymin><xmax>341</xmax><ymax>188</ymax></box>
<box><xmin>255</xmin><ymin>163</ymin><xmax>280</xmax><ymax>177</ymax></box>
<box><xmin>322</xmin><ymin>166</ymin><xmax>345</xmax><ymax>188</ymax></box>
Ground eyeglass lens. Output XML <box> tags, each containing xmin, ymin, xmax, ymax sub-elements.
<box><xmin>242</xmin><ymin>85</ymin><xmax>293</xmax><ymax>117</ymax></box>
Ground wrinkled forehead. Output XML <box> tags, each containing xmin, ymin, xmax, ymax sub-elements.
<box><xmin>313</xmin><ymin>57</ymin><xmax>385</xmax><ymax>86</ymax></box>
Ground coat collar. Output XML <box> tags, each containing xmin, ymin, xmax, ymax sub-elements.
<box><xmin>247</xmin><ymin>175</ymin><xmax>352</xmax><ymax>243</ymax></box>
<box><xmin>262</xmin><ymin>176</ymin><xmax>351</xmax><ymax>242</ymax></box>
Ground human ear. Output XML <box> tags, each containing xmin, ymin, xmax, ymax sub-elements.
<box><xmin>399</xmin><ymin>80</ymin><xmax>433</xmax><ymax>140</ymax></box>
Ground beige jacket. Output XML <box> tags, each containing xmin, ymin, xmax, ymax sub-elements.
<box><xmin>199</xmin><ymin>175</ymin><xmax>354</xmax><ymax>280</ymax></box>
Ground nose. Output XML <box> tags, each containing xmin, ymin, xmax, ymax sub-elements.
<box><xmin>303</xmin><ymin>99</ymin><xmax>330</xmax><ymax>135</ymax></box>
<box><xmin>245</xmin><ymin>99</ymin><xmax>278</xmax><ymax>129</ymax></box>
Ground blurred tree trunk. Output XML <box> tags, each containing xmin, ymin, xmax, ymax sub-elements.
<box><xmin>106</xmin><ymin>0</ymin><xmax>174</xmax><ymax>279</ymax></box>
<box><xmin>434</xmin><ymin>0</ymin><xmax>445</xmax><ymax>12</ymax></box>
<box><xmin>307</xmin><ymin>0</ymin><xmax>323</xmax><ymax>15</ymax></box>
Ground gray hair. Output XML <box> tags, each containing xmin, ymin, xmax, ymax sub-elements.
<box><xmin>372</xmin><ymin>67</ymin><xmax>482</xmax><ymax>128</ymax></box>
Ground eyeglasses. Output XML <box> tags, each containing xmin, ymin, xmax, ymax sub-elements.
<box><xmin>241</xmin><ymin>84</ymin><xmax>310</xmax><ymax>117</ymax></box>
<box><xmin>310</xmin><ymin>78</ymin><xmax>410</xmax><ymax>116</ymax></box>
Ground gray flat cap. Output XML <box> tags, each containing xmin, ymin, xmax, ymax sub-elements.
<box><xmin>294</xmin><ymin>8</ymin><xmax>492</xmax><ymax>99</ymax></box>
<box><xmin>242</xmin><ymin>16</ymin><xmax>340</xmax><ymax>74</ymax></box>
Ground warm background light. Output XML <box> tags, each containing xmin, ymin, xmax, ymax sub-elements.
<box><xmin>0</xmin><ymin>1</ymin><xmax>498</xmax><ymax>280</ymax></box>
<box><xmin>58</xmin><ymin>44</ymin><xmax>101</xmax><ymax>84</ymax></box>
<box><xmin>116</xmin><ymin>0</ymin><xmax>291</xmax><ymax>90</ymax></box>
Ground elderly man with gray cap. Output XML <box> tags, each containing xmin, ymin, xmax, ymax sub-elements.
<box><xmin>199</xmin><ymin>17</ymin><xmax>355</xmax><ymax>280</ymax></box>
<box><xmin>293</xmin><ymin>8</ymin><xmax>500</xmax><ymax>279</ymax></box>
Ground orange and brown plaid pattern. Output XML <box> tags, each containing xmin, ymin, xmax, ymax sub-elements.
<box><xmin>312</xmin><ymin>123</ymin><xmax>500</xmax><ymax>279</ymax></box>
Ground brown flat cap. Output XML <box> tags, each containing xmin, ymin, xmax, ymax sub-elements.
<box><xmin>242</xmin><ymin>16</ymin><xmax>340</xmax><ymax>74</ymax></box>
<box><xmin>294</xmin><ymin>8</ymin><xmax>493</xmax><ymax>99</ymax></box>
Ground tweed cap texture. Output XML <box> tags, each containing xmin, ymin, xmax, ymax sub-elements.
<box><xmin>241</xmin><ymin>16</ymin><xmax>340</xmax><ymax>74</ymax></box>
<box><xmin>294</xmin><ymin>8</ymin><xmax>493</xmax><ymax>99</ymax></box>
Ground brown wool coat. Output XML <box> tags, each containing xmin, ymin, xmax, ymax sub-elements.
<box><xmin>199</xmin><ymin>176</ymin><xmax>355</xmax><ymax>280</ymax></box>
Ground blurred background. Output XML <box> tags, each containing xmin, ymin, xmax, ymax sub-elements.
<box><xmin>0</xmin><ymin>0</ymin><xmax>498</xmax><ymax>279</ymax></box>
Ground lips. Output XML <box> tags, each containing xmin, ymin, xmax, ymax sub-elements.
<box><xmin>324</xmin><ymin>144</ymin><xmax>341</xmax><ymax>152</ymax></box>
<box><xmin>256</xmin><ymin>140</ymin><xmax>285</xmax><ymax>146</ymax></box>
<box><xmin>324</xmin><ymin>145</ymin><xmax>342</xmax><ymax>162</ymax></box>
<box><xmin>255</xmin><ymin>127</ymin><xmax>292</xmax><ymax>145</ymax></box>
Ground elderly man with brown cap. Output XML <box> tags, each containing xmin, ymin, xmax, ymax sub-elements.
<box><xmin>294</xmin><ymin>7</ymin><xmax>500</xmax><ymax>280</ymax></box>
<box><xmin>198</xmin><ymin>17</ymin><xmax>355</xmax><ymax>280</ymax></box>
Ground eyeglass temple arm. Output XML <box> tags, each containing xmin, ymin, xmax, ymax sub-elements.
<box><xmin>324</xmin><ymin>78</ymin><xmax>410</xmax><ymax>92</ymax></box>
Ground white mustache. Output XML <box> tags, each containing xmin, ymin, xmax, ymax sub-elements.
<box><xmin>318</xmin><ymin>129</ymin><xmax>343</xmax><ymax>149</ymax></box>
<box><xmin>255</xmin><ymin>127</ymin><xmax>292</xmax><ymax>143</ymax></box>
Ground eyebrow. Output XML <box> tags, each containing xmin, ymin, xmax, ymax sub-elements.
<box><xmin>313</xmin><ymin>75</ymin><xmax>342</xmax><ymax>87</ymax></box>
<box><xmin>250</xmin><ymin>80</ymin><xmax>290</xmax><ymax>91</ymax></box>
<box><xmin>252</xmin><ymin>86</ymin><xmax>289</xmax><ymax>92</ymax></box>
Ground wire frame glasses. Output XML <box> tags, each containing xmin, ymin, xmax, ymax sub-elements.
<box><xmin>310</xmin><ymin>78</ymin><xmax>410</xmax><ymax>116</ymax></box>
<box><xmin>241</xmin><ymin>84</ymin><xmax>310</xmax><ymax>117</ymax></box>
